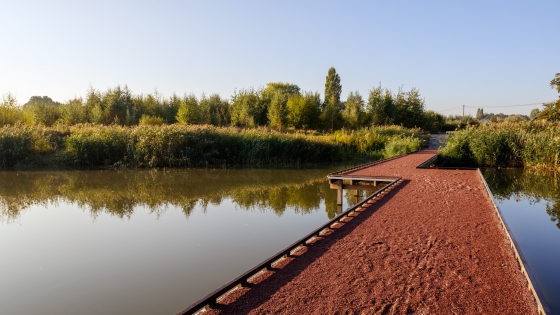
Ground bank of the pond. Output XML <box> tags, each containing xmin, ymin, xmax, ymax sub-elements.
<box><xmin>0</xmin><ymin>124</ymin><xmax>427</xmax><ymax>169</ymax></box>
<box><xmin>439</xmin><ymin>121</ymin><xmax>560</xmax><ymax>171</ymax></box>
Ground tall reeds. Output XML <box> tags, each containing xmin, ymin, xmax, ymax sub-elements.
<box><xmin>439</xmin><ymin>121</ymin><xmax>560</xmax><ymax>170</ymax></box>
<box><xmin>0</xmin><ymin>124</ymin><xmax>426</xmax><ymax>168</ymax></box>
<box><xmin>0</xmin><ymin>123</ymin><xmax>53</xmax><ymax>167</ymax></box>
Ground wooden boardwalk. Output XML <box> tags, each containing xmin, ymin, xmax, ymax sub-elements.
<box><xmin>184</xmin><ymin>148</ymin><xmax>544</xmax><ymax>315</ymax></box>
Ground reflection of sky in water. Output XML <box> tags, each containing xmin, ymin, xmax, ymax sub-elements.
<box><xmin>0</xmin><ymin>166</ymin><xmax>367</xmax><ymax>315</ymax></box>
<box><xmin>484</xmin><ymin>169</ymin><xmax>560</xmax><ymax>314</ymax></box>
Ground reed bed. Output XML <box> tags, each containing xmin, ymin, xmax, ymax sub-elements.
<box><xmin>330</xmin><ymin>125</ymin><xmax>427</xmax><ymax>158</ymax></box>
<box><xmin>0</xmin><ymin>124</ymin><xmax>427</xmax><ymax>168</ymax></box>
<box><xmin>439</xmin><ymin>121</ymin><xmax>560</xmax><ymax>170</ymax></box>
<box><xmin>0</xmin><ymin>123</ymin><xmax>54</xmax><ymax>167</ymax></box>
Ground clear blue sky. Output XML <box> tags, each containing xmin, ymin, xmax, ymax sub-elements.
<box><xmin>1</xmin><ymin>0</ymin><xmax>558</xmax><ymax>116</ymax></box>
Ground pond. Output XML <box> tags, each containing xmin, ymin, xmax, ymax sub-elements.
<box><xmin>0</xmin><ymin>165</ymin><xmax>370</xmax><ymax>315</ymax></box>
<box><xmin>482</xmin><ymin>168</ymin><xmax>560</xmax><ymax>314</ymax></box>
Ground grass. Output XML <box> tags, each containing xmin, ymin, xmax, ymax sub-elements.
<box><xmin>0</xmin><ymin>124</ymin><xmax>428</xmax><ymax>169</ymax></box>
<box><xmin>439</xmin><ymin>121</ymin><xmax>560</xmax><ymax>170</ymax></box>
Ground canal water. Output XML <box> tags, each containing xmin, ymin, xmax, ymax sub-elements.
<box><xmin>482</xmin><ymin>168</ymin><xmax>560</xmax><ymax>314</ymax></box>
<box><xmin>0</xmin><ymin>165</ymin><xmax>370</xmax><ymax>315</ymax></box>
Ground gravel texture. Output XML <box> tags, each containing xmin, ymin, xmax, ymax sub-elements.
<box><xmin>205</xmin><ymin>149</ymin><xmax>538</xmax><ymax>315</ymax></box>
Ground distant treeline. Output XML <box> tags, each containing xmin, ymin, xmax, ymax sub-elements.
<box><xmin>0</xmin><ymin>68</ymin><xmax>447</xmax><ymax>133</ymax></box>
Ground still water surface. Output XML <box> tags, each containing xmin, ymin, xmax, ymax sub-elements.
<box><xmin>0</xmin><ymin>165</ymin><xmax>368</xmax><ymax>315</ymax></box>
<box><xmin>482</xmin><ymin>168</ymin><xmax>560</xmax><ymax>314</ymax></box>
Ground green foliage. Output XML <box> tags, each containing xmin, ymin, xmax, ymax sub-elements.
<box><xmin>287</xmin><ymin>92</ymin><xmax>321</xmax><ymax>130</ymax></box>
<box><xmin>422</xmin><ymin>111</ymin><xmax>446</xmax><ymax>133</ymax></box>
<box><xmin>264</xmin><ymin>82</ymin><xmax>300</xmax><ymax>130</ymax></box>
<box><xmin>324</xmin><ymin>67</ymin><xmax>341</xmax><ymax>111</ymax></box>
<box><xmin>393</xmin><ymin>87</ymin><xmax>425</xmax><ymax>128</ymax></box>
<box><xmin>439</xmin><ymin>121</ymin><xmax>560</xmax><ymax>170</ymax></box>
<box><xmin>535</xmin><ymin>73</ymin><xmax>560</xmax><ymax>121</ymax></box>
<box><xmin>438</xmin><ymin>130</ymin><xmax>475</xmax><ymax>166</ymax></box>
<box><xmin>0</xmin><ymin>123</ymin><xmax>53</xmax><ymax>168</ymax></box>
<box><xmin>22</xmin><ymin>96</ymin><xmax>61</xmax><ymax>126</ymax></box>
<box><xmin>551</xmin><ymin>73</ymin><xmax>560</xmax><ymax>93</ymax></box>
<box><xmin>367</xmin><ymin>85</ymin><xmax>395</xmax><ymax>126</ymax></box>
<box><xmin>139</xmin><ymin>115</ymin><xmax>165</xmax><ymax>126</ymax></box>
<box><xmin>331</xmin><ymin>125</ymin><xmax>426</xmax><ymax>157</ymax></box>
<box><xmin>231</xmin><ymin>88</ymin><xmax>267</xmax><ymax>127</ymax></box>
<box><xmin>59</xmin><ymin>98</ymin><xmax>87</xmax><ymax>125</ymax></box>
<box><xmin>0</xmin><ymin>93</ymin><xmax>22</xmax><ymax>126</ymax></box>
<box><xmin>342</xmin><ymin>91</ymin><xmax>365</xmax><ymax>129</ymax></box>
<box><xmin>476</xmin><ymin>108</ymin><xmax>484</xmax><ymax>119</ymax></box>
<box><xmin>537</xmin><ymin>101</ymin><xmax>560</xmax><ymax>121</ymax></box>
<box><xmin>65</xmin><ymin>125</ymin><xmax>342</xmax><ymax>167</ymax></box>
<box><xmin>383</xmin><ymin>136</ymin><xmax>424</xmax><ymax>158</ymax></box>
<box><xmin>443</xmin><ymin>115</ymin><xmax>479</xmax><ymax>131</ymax></box>
<box><xmin>530</xmin><ymin>108</ymin><xmax>541</xmax><ymax>120</ymax></box>
<box><xmin>504</xmin><ymin>114</ymin><xmax>529</xmax><ymax>123</ymax></box>
<box><xmin>65</xmin><ymin>125</ymin><xmax>130</xmax><ymax>166</ymax></box>
<box><xmin>322</xmin><ymin>67</ymin><xmax>343</xmax><ymax>131</ymax></box>
<box><xmin>203</xmin><ymin>93</ymin><xmax>231</xmax><ymax>126</ymax></box>
<box><xmin>0</xmin><ymin>123</ymin><xmax>426</xmax><ymax>169</ymax></box>
<box><xmin>175</xmin><ymin>93</ymin><xmax>200</xmax><ymax>124</ymax></box>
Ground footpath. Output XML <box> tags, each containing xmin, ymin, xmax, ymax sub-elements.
<box><xmin>203</xmin><ymin>142</ymin><xmax>539</xmax><ymax>314</ymax></box>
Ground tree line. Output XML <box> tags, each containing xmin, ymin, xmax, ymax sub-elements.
<box><xmin>0</xmin><ymin>67</ymin><xmax>445</xmax><ymax>132</ymax></box>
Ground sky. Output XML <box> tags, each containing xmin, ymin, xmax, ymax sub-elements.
<box><xmin>1</xmin><ymin>0</ymin><xmax>559</xmax><ymax>116</ymax></box>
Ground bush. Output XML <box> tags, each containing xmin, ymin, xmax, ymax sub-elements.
<box><xmin>0</xmin><ymin>123</ymin><xmax>53</xmax><ymax>168</ymax></box>
<box><xmin>383</xmin><ymin>136</ymin><xmax>423</xmax><ymax>158</ymax></box>
<box><xmin>439</xmin><ymin>121</ymin><xmax>560</xmax><ymax>170</ymax></box>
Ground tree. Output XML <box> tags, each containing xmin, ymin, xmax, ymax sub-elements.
<box><xmin>504</xmin><ymin>114</ymin><xmax>529</xmax><ymax>123</ymax></box>
<box><xmin>324</xmin><ymin>67</ymin><xmax>341</xmax><ymax>110</ymax></box>
<box><xmin>529</xmin><ymin>108</ymin><xmax>541</xmax><ymax>120</ymax></box>
<box><xmin>536</xmin><ymin>73</ymin><xmax>560</xmax><ymax>121</ymax></box>
<box><xmin>286</xmin><ymin>92</ymin><xmax>321</xmax><ymax>130</ymax></box>
<box><xmin>176</xmin><ymin>94</ymin><xmax>200</xmax><ymax>124</ymax></box>
<box><xmin>263</xmin><ymin>82</ymin><xmax>300</xmax><ymax>129</ymax></box>
<box><xmin>393</xmin><ymin>87</ymin><xmax>425</xmax><ymax>128</ymax></box>
<box><xmin>22</xmin><ymin>95</ymin><xmax>61</xmax><ymax>126</ymax></box>
<box><xmin>204</xmin><ymin>93</ymin><xmax>230</xmax><ymax>126</ymax></box>
<box><xmin>367</xmin><ymin>85</ymin><xmax>395</xmax><ymax>125</ymax></box>
<box><xmin>342</xmin><ymin>91</ymin><xmax>365</xmax><ymax>129</ymax></box>
<box><xmin>59</xmin><ymin>98</ymin><xmax>87</xmax><ymax>125</ymax></box>
<box><xmin>551</xmin><ymin>73</ymin><xmax>560</xmax><ymax>93</ymax></box>
<box><xmin>476</xmin><ymin>108</ymin><xmax>484</xmax><ymax>119</ymax></box>
<box><xmin>230</xmin><ymin>88</ymin><xmax>266</xmax><ymax>127</ymax></box>
<box><xmin>322</xmin><ymin>67</ymin><xmax>343</xmax><ymax>131</ymax></box>
<box><xmin>0</xmin><ymin>93</ymin><xmax>22</xmax><ymax>126</ymax></box>
<box><xmin>422</xmin><ymin>110</ymin><xmax>445</xmax><ymax>133</ymax></box>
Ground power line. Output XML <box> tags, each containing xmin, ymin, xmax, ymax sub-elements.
<box><xmin>465</xmin><ymin>102</ymin><xmax>549</xmax><ymax>108</ymax></box>
<box><xmin>436</xmin><ymin>106</ymin><xmax>463</xmax><ymax>112</ymax></box>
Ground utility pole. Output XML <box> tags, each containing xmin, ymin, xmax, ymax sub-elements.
<box><xmin>462</xmin><ymin>105</ymin><xmax>465</xmax><ymax>120</ymax></box>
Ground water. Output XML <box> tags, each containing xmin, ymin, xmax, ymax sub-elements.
<box><xmin>482</xmin><ymin>168</ymin><xmax>560</xmax><ymax>314</ymax></box>
<box><xmin>0</xmin><ymin>166</ymin><xmax>372</xmax><ymax>315</ymax></box>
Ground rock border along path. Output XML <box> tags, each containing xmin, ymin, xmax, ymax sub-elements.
<box><xmin>200</xmin><ymin>146</ymin><xmax>540</xmax><ymax>314</ymax></box>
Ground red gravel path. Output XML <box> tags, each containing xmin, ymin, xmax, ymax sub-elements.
<box><xmin>205</xmin><ymin>150</ymin><xmax>538</xmax><ymax>315</ymax></box>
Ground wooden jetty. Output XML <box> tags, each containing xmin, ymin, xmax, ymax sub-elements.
<box><xmin>178</xmin><ymin>148</ymin><xmax>547</xmax><ymax>315</ymax></box>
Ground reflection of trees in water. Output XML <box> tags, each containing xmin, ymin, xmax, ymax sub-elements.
<box><xmin>482</xmin><ymin>168</ymin><xmax>560</xmax><ymax>229</ymax></box>
<box><xmin>0</xmin><ymin>168</ymin><xmax>344</xmax><ymax>223</ymax></box>
<box><xmin>546</xmin><ymin>200</ymin><xmax>560</xmax><ymax>229</ymax></box>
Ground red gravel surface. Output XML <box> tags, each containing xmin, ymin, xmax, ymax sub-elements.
<box><xmin>205</xmin><ymin>150</ymin><xmax>538</xmax><ymax>315</ymax></box>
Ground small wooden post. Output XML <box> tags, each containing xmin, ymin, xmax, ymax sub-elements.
<box><xmin>351</xmin><ymin>180</ymin><xmax>359</xmax><ymax>197</ymax></box>
<box><xmin>337</xmin><ymin>179</ymin><xmax>343</xmax><ymax>206</ymax></box>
